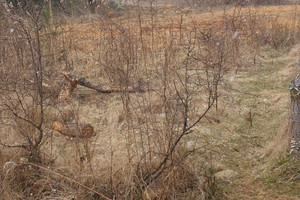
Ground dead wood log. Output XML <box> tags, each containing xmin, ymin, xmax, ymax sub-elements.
<box><xmin>53</xmin><ymin>122</ymin><xmax>95</xmax><ymax>139</ymax></box>
<box><xmin>62</xmin><ymin>72</ymin><xmax>151</xmax><ymax>94</ymax></box>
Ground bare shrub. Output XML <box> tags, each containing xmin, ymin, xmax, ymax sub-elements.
<box><xmin>0</xmin><ymin>4</ymin><xmax>51</xmax><ymax>163</ymax></box>
<box><xmin>84</xmin><ymin>9</ymin><xmax>240</xmax><ymax>198</ymax></box>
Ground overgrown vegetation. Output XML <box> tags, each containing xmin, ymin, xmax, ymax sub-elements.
<box><xmin>0</xmin><ymin>1</ymin><xmax>299</xmax><ymax>199</ymax></box>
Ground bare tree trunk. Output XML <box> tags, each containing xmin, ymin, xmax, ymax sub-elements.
<box><xmin>88</xmin><ymin>0</ymin><xmax>96</xmax><ymax>14</ymax></box>
<box><xmin>29</xmin><ymin>145</ymin><xmax>42</xmax><ymax>163</ymax></box>
<box><xmin>289</xmin><ymin>72</ymin><xmax>300</xmax><ymax>153</ymax></box>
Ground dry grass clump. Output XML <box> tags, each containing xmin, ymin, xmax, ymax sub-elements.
<box><xmin>1</xmin><ymin>159</ymin><xmax>205</xmax><ymax>199</ymax></box>
<box><xmin>262</xmin><ymin>121</ymin><xmax>292</xmax><ymax>158</ymax></box>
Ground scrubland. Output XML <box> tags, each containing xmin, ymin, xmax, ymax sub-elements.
<box><xmin>0</xmin><ymin>2</ymin><xmax>300</xmax><ymax>199</ymax></box>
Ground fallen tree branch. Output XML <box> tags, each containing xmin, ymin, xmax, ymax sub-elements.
<box><xmin>0</xmin><ymin>141</ymin><xmax>27</xmax><ymax>149</ymax></box>
<box><xmin>62</xmin><ymin>72</ymin><xmax>152</xmax><ymax>94</ymax></box>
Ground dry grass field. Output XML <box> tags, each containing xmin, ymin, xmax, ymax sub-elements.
<box><xmin>0</xmin><ymin>3</ymin><xmax>300</xmax><ymax>199</ymax></box>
